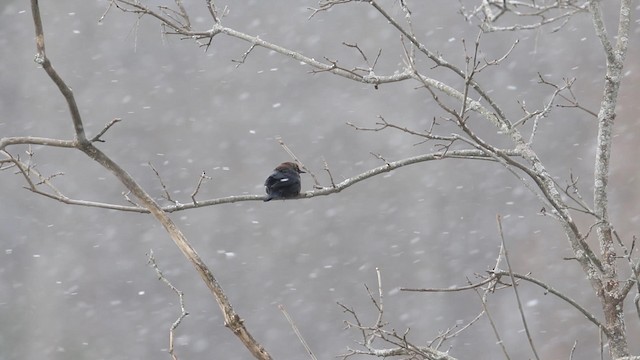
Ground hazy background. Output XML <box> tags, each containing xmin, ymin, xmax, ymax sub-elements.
<box><xmin>1</xmin><ymin>1</ymin><xmax>639</xmax><ymax>359</ymax></box>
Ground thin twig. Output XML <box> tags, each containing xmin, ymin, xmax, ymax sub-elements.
<box><xmin>322</xmin><ymin>158</ymin><xmax>335</xmax><ymax>189</ymax></box>
<box><xmin>431</xmin><ymin>308</ymin><xmax>485</xmax><ymax>350</ymax></box>
<box><xmin>491</xmin><ymin>270</ymin><xmax>605</xmax><ymax>332</ymax></box>
<box><xmin>599</xmin><ymin>326</ymin><xmax>604</xmax><ymax>360</ymax></box>
<box><xmin>569</xmin><ymin>340</ymin><xmax>578</xmax><ymax>360</ymax></box>
<box><xmin>401</xmin><ymin>276</ymin><xmax>495</xmax><ymax>292</ymax></box>
<box><xmin>278</xmin><ymin>304</ymin><xmax>317</xmax><ymax>360</ymax></box>
<box><xmin>232</xmin><ymin>43</ymin><xmax>257</xmax><ymax>67</ymax></box>
<box><xmin>472</xmin><ymin>286</ymin><xmax>511</xmax><ymax>360</ymax></box>
<box><xmin>497</xmin><ymin>214</ymin><xmax>540</xmax><ymax>360</ymax></box>
<box><xmin>374</xmin><ymin>267</ymin><xmax>384</xmax><ymax>329</ymax></box>
<box><xmin>98</xmin><ymin>0</ymin><xmax>115</xmax><ymax>23</ymax></box>
<box><xmin>148</xmin><ymin>162</ymin><xmax>174</xmax><ymax>203</ymax></box>
<box><xmin>277</xmin><ymin>137</ymin><xmax>320</xmax><ymax>187</ymax></box>
<box><xmin>91</xmin><ymin>118</ymin><xmax>122</xmax><ymax>142</ymax></box>
<box><xmin>148</xmin><ymin>250</ymin><xmax>189</xmax><ymax>360</ymax></box>
<box><xmin>190</xmin><ymin>171</ymin><xmax>211</xmax><ymax>205</ymax></box>
<box><xmin>368</xmin><ymin>0</ymin><xmax>510</xmax><ymax>128</ymax></box>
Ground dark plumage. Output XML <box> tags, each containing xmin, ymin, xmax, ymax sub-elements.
<box><xmin>264</xmin><ymin>162</ymin><xmax>305</xmax><ymax>202</ymax></box>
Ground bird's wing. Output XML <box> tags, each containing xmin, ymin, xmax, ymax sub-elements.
<box><xmin>265</xmin><ymin>171</ymin><xmax>296</xmax><ymax>189</ymax></box>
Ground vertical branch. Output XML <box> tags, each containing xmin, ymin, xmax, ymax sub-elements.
<box><xmin>496</xmin><ymin>215</ymin><xmax>540</xmax><ymax>360</ymax></box>
<box><xmin>373</xmin><ymin>267</ymin><xmax>384</xmax><ymax>328</ymax></box>
<box><xmin>588</xmin><ymin>0</ymin><xmax>633</xmax><ymax>358</ymax></box>
<box><xmin>590</xmin><ymin>0</ymin><xmax>631</xmax><ymax>278</ymax></box>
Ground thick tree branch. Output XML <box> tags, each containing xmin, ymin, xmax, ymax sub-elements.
<box><xmin>588</xmin><ymin>1</ymin><xmax>633</xmax><ymax>357</ymax></box>
<box><xmin>29</xmin><ymin>1</ymin><xmax>271</xmax><ymax>359</ymax></box>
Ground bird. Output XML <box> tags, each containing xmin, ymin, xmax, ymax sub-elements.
<box><xmin>264</xmin><ymin>162</ymin><xmax>305</xmax><ymax>202</ymax></box>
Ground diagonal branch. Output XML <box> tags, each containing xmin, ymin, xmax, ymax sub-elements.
<box><xmin>496</xmin><ymin>215</ymin><xmax>540</xmax><ymax>360</ymax></box>
<box><xmin>31</xmin><ymin>0</ymin><xmax>86</xmax><ymax>142</ymax></box>
<box><xmin>491</xmin><ymin>271</ymin><xmax>606</xmax><ymax>333</ymax></box>
<box><xmin>30</xmin><ymin>1</ymin><xmax>272</xmax><ymax>359</ymax></box>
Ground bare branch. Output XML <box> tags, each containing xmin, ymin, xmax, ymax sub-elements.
<box><xmin>462</xmin><ymin>0</ymin><xmax>589</xmax><ymax>32</ymax></box>
<box><xmin>231</xmin><ymin>43</ymin><xmax>257</xmax><ymax>67</ymax></box>
<box><xmin>12</xmin><ymin>149</ymin><xmax>520</xmax><ymax>213</ymax></box>
<box><xmin>206</xmin><ymin>0</ymin><xmax>220</xmax><ymax>23</ymax></box>
<box><xmin>372</xmin><ymin>268</ymin><xmax>384</xmax><ymax>331</ymax></box>
<box><xmin>348</xmin><ymin>115</ymin><xmax>459</xmax><ymax>144</ymax></box>
<box><xmin>190</xmin><ymin>171</ymin><xmax>211</xmax><ymax>205</ymax></box>
<box><xmin>106</xmin><ymin>2</ymin><xmax>607</xmax><ymax>298</ymax></box>
<box><xmin>491</xmin><ymin>271</ymin><xmax>605</xmax><ymax>332</ymax></box>
<box><xmin>278</xmin><ymin>304</ymin><xmax>317</xmax><ymax>360</ymax></box>
<box><xmin>308</xmin><ymin>0</ymin><xmax>352</xmax><ymax>20</ymax></box>
<box><xmin>31</xmin><ymin>0</ymin><xmax>86</xmax><ymax>142</ymax></box>
<box><xmin>98</xmin><ymin>0</ymin><xmax>115</xmax><ymax>23</ymax></box>
<box><xmin>556</xmin><ymin>171</ymin><xmax>596</xmax><ymax>216</ymax></box>
<box><xmin>322</xmin><ymin>158</ymin><xmax>335</xmax><ymax>189</ymax></box>
<box><xmin>0</xmin><ymin>136</ymin><xmax>76</xmax><ymax>150</ymax></box>
<box><xmin>91</xmin><ymin>118</ymin><xmax>122</xmax><ymax>142</ymax></box>
<box><xmin>148</xmin><ymin>250</ymin><xmax>189</xmax><ymax>360</ymax></box>
<box><xmin>497</xmin><ymin>215</ymin><xmax>540</xmax><ymax>360</ymax></box>
<box><xmin>30</xmin><ymin>2</ymin><xmax>272</xmax><ymax>358</ymax></box>
<box><xmin>588</xmin><ymin>1</ymin><xmax>633</xmax><ymax>355</ymax></box>
<box><xmin>341</xmin><ymin>42</ymin><xmax>382</xmax><ymax>75</ymax></box>
<box><xmin>472</xmin><ymin>286</ymin><xmax>511</xmax><ymax>359</ymax></box>
<box><xmin>17</xmin><ymin>1</ymin><xmax>637</xmax><ymax>358</ymax></box>
<box><xmin>537</xmin><ymin>75</ymin><xmax>598</xmax><ymax>117</ymax></box>
<box><xmin>112</xmin><ymin>0</ymin><xmax>413</xmax><ymax>85</ymax></box>
<box><xmin>148</xmin><ymin>162</ymin><xmax>174</xmax><ymax>203</ymax></box>
<box><xmin>276</xmin><ymin>137</ymin><xmax>320</xmax><ymax>188</ymax></box>
<box><xmin>570</xmin><ymin>340</ymin><xmax>578</xmax><ymax>360</ymax></box>
<box><xmin>616</xmin><ymin>233</ymin><xmax>640</xmax><ymax>299</ymax></box>
<box><xmin>401</xmin><ymin>275</ymin><xmax>496</xmax><ymax>292</ymax></box>
<box><xmin>122</xmin><ymin>190</ymin><xmax>140</xmax><ymax>207</ymax></box>
<box><xmin>477</xmin><ymin>38</ymin><xmax>519</xmax><ymax>72</ymax></box>
<box><xmin>367</xmin><ymin>0</ymin><xmax>511</xmax><ymax>128</ymax></box>
<box><xmin>430</xmin><ymin>309</ymin><xmax>485</xmax><ymax>350</ymax></box>
<box><xmin>337</xmin><ymin>270</ymin><xmax>458</xmax><ymax>360</ymax></box>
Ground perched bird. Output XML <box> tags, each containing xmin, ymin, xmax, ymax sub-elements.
<box><xmin>264</xmin><ymin>162</ymin><xmax>305</xmax><ymax>202</ymax></box>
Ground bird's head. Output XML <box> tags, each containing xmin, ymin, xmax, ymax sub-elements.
<box><xmin>276</xmin><ymin>162</ymin><xmax>305</xmax><ymax>173</ymax></box>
